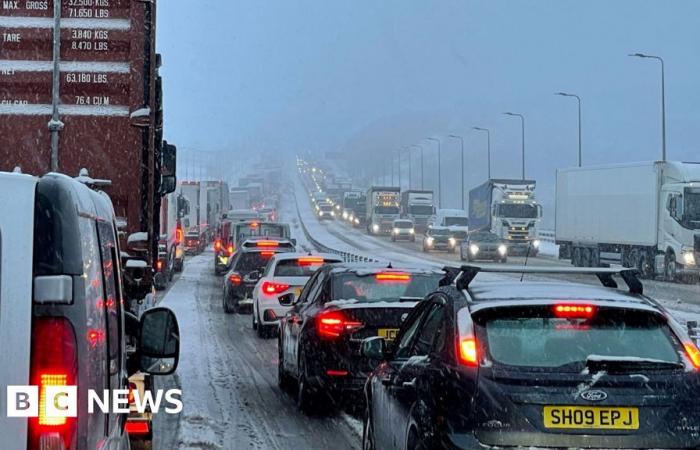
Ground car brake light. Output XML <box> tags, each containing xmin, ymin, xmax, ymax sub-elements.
<box><xmin>125</xmin><ymin>420</ymin><xmax>150</xmax><ymax>435</ymax></box>
<box><xmin>317</xmin><ymin>311</ymin><xmax>363</xmax><ymax>339</ymax></box>
<box><xmin>684</xmin><ymin>342</ymin><xmax>700</xmax><ymax>368</ymax></box>
<box><xmin>459</xmin><ymin>338</ymin><xmax>478</xmax><ymax>366</ymax></box>
<box><xmin>227</xmin><ymin>245</ymin><xmax>234</xmax><ymax>255</ymax></box>
<box><xmin>298</xmin><ymin>257</ymin><xmax>324</xmax><ymax>266</ymax></box>
<box><xmin>553</xmin><ymin>304</ymin><xmax>595</xmax><ymax>319</ymax></box>
<box><xmin>156</xmin><ymin>260</ymin><xmax>163</xmax><ymax>271</ymax></box>
<box><xmin>228</xmin><ymin>273</ymin><xmax>242</xmax><ymax>285</ymax></box>
<box><xmin>29</xmin><ymin>317</ymin><xmax>77</xmax><ymax>450</ymax></box>
<box><xmin>256</xmin><ymin>240</ymin><xmax>279</xmax><ymax>247</ymax></box>
<box><xmin>262</xmin><ymin>281</ymin><xmax>290</xmax><ymax>295</ymax></box>
<box><xmin>375</xmin><ymin>272</ymin><xmax>411</xmax><ymax>282</ymax></box>
<box><xmin>215</xmin><ymin>239</ymin><xmax>222</xmax><ymax>251</ymax></box>
<box><xmin>260</xmin><ymin>251</ymin><xmax>275</xmax><ymax>258</ymax></box>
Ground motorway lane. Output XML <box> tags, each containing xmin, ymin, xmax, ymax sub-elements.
<box><xmin>153</xmin><ymin>251</ymin><xmax>361</xmax><ymax>450</ymax></box>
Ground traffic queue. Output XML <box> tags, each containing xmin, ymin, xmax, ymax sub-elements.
<box><xmin>201</xmin><ymin>165</ymin><xmax>700</xmax><ymax>450</ymax></box>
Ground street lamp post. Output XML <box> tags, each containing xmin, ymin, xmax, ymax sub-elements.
<box><xmin>555</xmin><ymin>92</ymin><xmax>582</xmax><ymax>166</ymax></box>
<box><xmin>504</xmin><ymin>112</ymin><xmax>526</xmax><ymax>179</ymax></box>
<box><xmin>448</xmin><ymin>134</ymin><xmax>465</xmax><ymax>210</ymax></box>
<box><xmin>472</xmin><ymin>127</ymin><xmax>492</xmax><ymax>179</ymax></box>
<box><xmin>630</xmin><ymin>52</ymin><xmax>666</xmax><ymax>161</ymax></box>
<box><xmin>410</xmin><ymin>145</ymin><xmax>424</xmax><ymax>189</ymax></box>
<box><xmin>425</xmin><ymin>137</ymin><xmax>441</xmax><ymax>208</ymax></box>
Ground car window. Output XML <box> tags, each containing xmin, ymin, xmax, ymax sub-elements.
<box><xmin>305</xmin><ymin>271</ymin><xmax>327</xmax><ymax>304</ymax></box>
<box><xmin>412</xmin><ymin>302</ymin><xmax>444</xmax><ymax>357</ymax></box>
<box><xmin>331</xmin><ymin>272</ymin><xmax>441</xmax><ymax>303</ymax></box>
<box><xmin>296</xmin><ymin>270</ymin><xmax>321</xmax><ymax>304</ymax></box>
<box><xmin>235</xmin><ymin>252</ymin><xmax>274</xmax><ymax>274</ymax></box>
<box><xmin>394</xmin><ymin>303</ymin><xmax>430</xmax><ymax>359</ymax></box>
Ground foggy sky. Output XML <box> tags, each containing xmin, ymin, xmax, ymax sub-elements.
<box><xmin>157</xmin><ymin>1</ymin><xmax>700</xmax><ymax>224</ymax></box>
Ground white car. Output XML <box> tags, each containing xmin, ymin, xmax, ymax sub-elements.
<box><xmin>252</xmin><ymin>252</ymin><xmax>342</xmax><ymax>338</ymax></box>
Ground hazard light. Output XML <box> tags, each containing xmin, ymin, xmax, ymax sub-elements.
<box><xmin>684</xmin><ymin>342</ymin><xmax>700</xmax><ymax>369</ymax></box>
<box><xmin>459</xmin><ymin>338</ymin><xmax>478</xmax><ymax>366</ymax></box>
<box><xmin>375</xmin><ymin>272</ymin><xmax>411</xmax><ymax>282</ymax></box>
<box><xmin>228</xmin><ymin>273</ymin><xmax>242</xmax><ymax>285</ymax></box>
<box><xmin>256</xmin><ymin>240</ymin><xmax>279</xmax><ymax>247</ymax></box>
<box><xmin>215</xmin><ymin>239</ymin><xmax>222</xmax><ymax>251</ymax></box>
<box><xmin>553</xmin><ymin>304</ymin><xmax>596</xmax><ymax>319</ymax></box>
<box><xmin>298</xmin><ymin>257</ymin><xmax>324</xmax><ymax>266</ymax></box>
<box><xmin>250</xmin><ymin>222</ymin><xmax>259</xmax><ymax>228</ymax></box>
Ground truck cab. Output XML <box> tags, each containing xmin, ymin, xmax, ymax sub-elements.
<box><xmin>366</xmin><ymin>186</ymin><xmax>401</xmax><ymax>235</ymax></box>
<box><xmin>400</xmin><ymin>190</ymin><xmax>435</xmax><ymax>232</ymax></box>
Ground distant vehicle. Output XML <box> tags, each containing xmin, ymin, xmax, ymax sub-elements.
<box><xmin>231</xmin><ymin>221</ymin><xmax>294</xmax><ymax>250</ymax></box>
<box><xmin>556</xmin><ymin>161</ymin><xmax>700</xmax><ymax>282</ymax></box>
<box><xmin>400</xmin><ymin>190</ymin><xmax>435</xmax><ymax>232</ymax></box>
<box><xmin>422</xmin><ymin>226</ymin><xmax>457</xmax><ymax>252</ymax></box>
<box><xmin>362</xmin><ymin>265</ymin><xmax>700</xmax><ymax>450</ymax></box>
<box><xmin>184</xmin><ymin>228</ymin><xmax>205</xmax><ymax>254</ymax></box>
<box><xmin>318</xmin><ymin>202</ymin><xmax>336</xmax><ymax>220</ymax></box>
<box><xmin>222</xmin><ymin>238</ymin><xmax>297</xmax><ymax>313</ymax></box>
<box><xmin>366</xmin><ymin>186</ymin><xmax>401</xmax><ymax>235</ymax></box>
<box><xmin>153</xmin><ymin>241</ymin><xmax>172</xmax><ymax>290</ymax></box>
<box><xmin>429</xmin><ymin>208</ymin><xmax>470</xmax><ymax>241</ymax></box>
<box><xmin>229</xmin><ymin>189</ymin><xmax>251</xmax><ymax>210</ymax></box>
<box><xmin>342</xmin><ymin>190</ymin><xmax>364</xmax><ymax>225</ymax></box>
<box><xmin>258</xmin><ymin>207</ymin><xmax>277</xmax><ymax>222</ymax></box>
<box><xmin>277</xmin><ymin>264</ymin><xmax>444</xmax><ymax>414</ymax></box>
<box><xmin>227</xmin><ymin>209</ymin><xmax>261</xmax><ymax>222</ymax></box>
<box><xmin>469</xmin><ymin>179</ymin><xmax>542</xmax><ymax>255</ymax></box>
<box><xmin>214</xmin><ymin>219</ymin><xmax>236</xmax><ymax>275</ymax></box>
<box><xmin>391</xmin><ymin>219</ymin><xmax>416</xmax><ymax>242</ymax></box>
<box><xmin>460</xmin><ymin>231</ymin><xmax>508</xmax><ymax>263</ymax></box>
<box><xmin>0</xmin><ymin>171</ymin><xmax>180</xmax><ymax>450</ymax></box>
<box><xmin>251</xmin><ymin>253</ymin><xmax>343</xmax><ymax>338</ymax></box>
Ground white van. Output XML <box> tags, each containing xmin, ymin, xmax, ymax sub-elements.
<box><xmin>428</xmin><ymin>208</ymin><xmax>469</xmax><ymax>240</ymax></box>
<box><xmin>0</xmin><ymin>172</ymin><xmax>180</xmax><ymax>450</ymax></box>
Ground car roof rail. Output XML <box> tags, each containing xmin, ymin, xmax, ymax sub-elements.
<box><xmin>451</xmin><ymin>264</ymin><xmax>643</xmax><ymax>295</ymax></box>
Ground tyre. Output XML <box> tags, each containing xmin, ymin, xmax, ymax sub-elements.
<box><xmin>252</xmin><ymin>308</ymin><xmax>258</xmax><ymax>330</ymax></box>
<box><xmin>501</xmin><ymin>257</ymin><xmax>508</xmax><ymax>264</ymax></box>
<box><xmin>665</xmin><ymin>251</ymin><xmax>677</xmax><ymax>282</ymax></box>
<box><xmin>362</xmin><ymin>409</ymin><xmax>375</xmax><ymax>450</ymax></box>
<box><xmin>223</xmin><ymin>293</ymin><xmax>234</xmax><ymax>314</ymax></box>
<box><xmin>638</xmin><ymin>252</ymin><xmax>654</xmax><ymax>279</ymax></box>
<box><xmin>297</xmin><ymin>358</ymin><xmax>326</xmax><ymax>415</ymax></box>
<box><xmin>278</xmin><ymin>341</ymin><xmax>294</xmax><ymax>391</ymax></box>
<box><xmin>406</xmin><ymin>426</ymin><xmax>431</xmax><ymax>450</ymax></box>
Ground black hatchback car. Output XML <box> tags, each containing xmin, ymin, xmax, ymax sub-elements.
<box><xmin>223</xmin><ymin>237</ymin><xmax>296</xmax><ymax>313</ymax></box>
<box><xmin>460</xmin><ymin>231</ymin><xmax>508</xmax><ymax>263</ymax></box>
<box><xmin>362</xmin><ymin>265</ymin><xmax>700</xmax><ymax>450</ymax></box>
<box><xmin>277</xmin><ymin>263</ymin><xmax>444</xmax><ymax>414</ymax></box>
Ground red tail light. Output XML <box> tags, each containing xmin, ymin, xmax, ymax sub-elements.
<box><xmin>298</xmin><ymin>257</ymin><xmax>324</xmax><ymax>266</ymax></box>
<box><xmin>156</xmin><ymin>260</ymin><xmax>163</xmax><ymax>271</ymax></box>
<box><xmin>684</xmin><ymin>342</ymin><xmax>700</xmax><ymax>368</ymax></box>
<box><xmin>459</xmin><ymin>338</ymin><xmax>478</xmax><ymax>366</ymax></box>
<box><xmin>317</xmin><ymin>311</ymin><xmax>363</xmax><ymax>339</ymax></box>
<box><xmin>227</xmin><ymin>245</ymin><xmax>234</xmax><ymax>255</ymax></box>
<box><xmin>126</xmin><ymin>420</ymin><xmax>150</xmax><ymax>435</ymax></box>
<box><xmin>175</xmin><ymin>227</ymin><xmax>183</xmax><ymax>244</ymax></box>
<box><xmin>256</xmin><ymin>240</ymin><xmax>279</xmax><ymax>247</ymax></box>
<box><xmin>215</xmin><ymin>239</ymin><xmax>222</xmax><ymax>251</ymax></box>
<box><xmin>228</xmin><ymin>273</ymin><xmax>242</xmax><ymax>285</ymax></box>
<box><xmin>262</xmin><ymin>281</ymin><xmax>290</xmax><ymax>295</ymax></box>
<box><xmin>29</xmin><ymin>317</ymin><xmax>77</xmax><ymax>450</ymax></box>
<box><xmin>553</xmin><ymin>304</ymin><xmax>595</xmax><ymax>319</ymax></box>
<box><xmin>375</xmin><ymin>272</ymin><xmax>411</xmax><ymax>283</ymax></box>
<box><xmin>260</xmin><ymin>251</ymin><xmax>275</xmax><ymax>258</ymax></box>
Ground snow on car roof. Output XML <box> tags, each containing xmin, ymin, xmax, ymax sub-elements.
<box><xmin>272</xmin><ymin>252</ymin><xmax>342</xmax><ymax>261</ymax></box>
<box><xmin>328</xmin><ymin>263</ymin><xmax>442</xmax><ymax>276</ymax></box>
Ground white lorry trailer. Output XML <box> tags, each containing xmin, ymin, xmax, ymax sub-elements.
<box><xmin>400</xmin><ymin>190</ymin><xmax>435</xmax><ymax>232</ymax></box>
<box><xmin>469</xmin><ymin>179</ymin><xmax>542</xmax><ymax>255</ymax></box>
<box><xmin>366</xmin><ymin>186</ymin><xmax>401</xmax><ymax>235</ymax></box>
<box><xmin>555</xmin><ymin>161</ymin><xmax>700</xmax><ymax>282</ymax></box>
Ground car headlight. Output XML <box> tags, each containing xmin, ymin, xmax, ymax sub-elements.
<box><xmin>342</xmin><ymin>212</ymin><xmax>348</xmax><ymax>219</ymax></box>
<box><xmin>683</xmin><ymin>250</ymin><xmax>696</xmax><ymax>266</ymax></box>
<box><xmin>498</xmin><ymin>244</ymin><xmax>507</xmax><ymax>255</ymax></box>
<box><xmin>331</xmin><ymin>211</ymin><xmax>335</xmax><ymax>217</ymax></box>
<box><xmin>336</xmin><ymin>205</ymin><xmax>341</xmax><ymax>210</ymax></box>
<box><xmin>425</xmin><ymin>237</ymin><xmax>434</xmax><ymax>245</ymax></box>
<box><xmin>470</xmin><ymin>244</ymin><xmax>479</xmax><ymax>254</ymax></box>
<box><xmin>354</xmin><ymin>218</ymin><xmax>360</xmax><ymax>224</ymax></box>
<box><xmin>393</xmin><ymin>228</ymin><xmax>399</xmax><ymax>234</ymax></box>
<box><xmin>409</xmin><ymin>229</ymin><xmax>415</xmax><ymax>234</ymax></box>
<box><xmin>449</xmin><ymin>237</ymin><xmax>457</xmax><ymax>246</ymax></box>
<box><xmin>532</xmin><ymin>239</ymin><xmax>541</xmax><ymax>248</ymax></box>
<box><xmin>372</xmin><ymin>224</ymin><xmax>379</xmax><ymax>232</ymax></box>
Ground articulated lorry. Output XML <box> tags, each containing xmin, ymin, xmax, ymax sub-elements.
<box><xmin>366</xmin><ymin>186</ymin><xmax>401</xmax><ymax>235</ymax></box>
<box><xmin>556</xmin><ymin>161</ymin><xmax>700</xmax><ymax>282</ymax></box>
<box><xmin>400</xmin><ymin>190</ymin><xmax>435</xmax><ymax>232</ymax></box>
<box><xmin>469</xmin><ymin>179</ymin><xmax>542</xmax><ymax>255</ymax></box>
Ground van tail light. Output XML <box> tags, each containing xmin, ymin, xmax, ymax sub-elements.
<box><xmin>29</xmin><ymin>317</ymin><xmax>78</xmax><ymax>450</ymax></box>
<box><xmin>228</xmin><ymin>273</ymin><xmax>242</xmax><ymax>285</ymax></box>
<box><xmin>262</xmin><ymin>281</ymin><xmax>290</xmax><ymax>295</ymax></box>
<box><xmin>156</xmin><ymin>260</ymin><xmax>163</xmax><ymax>271</ymax></box>
<box><xmin>215</xmin><ymin>239</ymin><xmax>222</xmax><ymax>251</ymax></box>
<box><xmin>459</xmin><ymin>338</ymin><xmax>478</xmax><ymax>366</ymax></box>
<box><xmin>684</xmin><ymin>341</ymin><xmax>700</xmax><ymax>369</ymax></box>
<box><xmin>227</xmin><ymin>245</ymin><xmax>234</xmax><ymax>255</ymax></box>
<box><xmin>553</xmin><ymin>304</ymin><xmax>595</xmax><ymax>319</ymax></box>
<box><xmin>317</xmin><ymin>311</ymin><xmax>363</xmax><ymax>339</ymax></box>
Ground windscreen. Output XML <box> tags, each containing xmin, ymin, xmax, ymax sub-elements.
<box><xmin>331</xmin><ymin>272</ymin><xmax>441</xmax><ymax>302</ymax></box>
<box><xmin>684</xmin><ymin>189</ymin><xmax>700</xmax><ymax>228</ymax></box>
<box><xmin>478</xmin><ymin>306</ymin><xmax>680</xmax><ymax>371</ymax></box>
<box><xmin>472</xmin><ymin>232</ymin><xmax>500</xmax><ymax>242</ymax></box>
<box><xmin>375</xmin><ymin>205</ymin><xmax>399</xmax><ymax>215</ymax></box>
<box><xmin>428</xmin><ymin>228</ymin><xmax>451</xmax><ymax>236</ymax></box>
<box><xmin>235</xmin><ymin>252</ymin><xmax>276</xmax><ymax>274</ymax></box>
<box><xmin>497</xmin><ymin>203</ymin><xmax>538</xmax><ymax>219</ymax></box>
<box><xmin>274</xmin><ymin>258</ymin><xmax>337</xmax><ymax>276</ymax></box>
<box><xmin>444</xmin><ymin>217</ymin><xmax>468</xmax><ymax>226</ymax></box>
<box><xmin>409</xmin><ymin>205</ymin><xmax>433</xmax><ymax>215</ymax></box>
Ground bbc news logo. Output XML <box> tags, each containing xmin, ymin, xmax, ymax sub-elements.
<box><xmin>6</xmin><ymin>386</ymin><xmax>183</xmax><ymax>418</ymax></box>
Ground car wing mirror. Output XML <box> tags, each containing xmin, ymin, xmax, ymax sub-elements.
<box><xmin>362</xmin><ymin>336</ymin><xmax>389</xmax><ymax>361</ymax></box>
<box><xmin>138</xmin><ymin>307</ymin><xmax>180</xmax><ymax>375</ymax></box>
<box><xmin>278</xmin><ymin>293</ymin><xmax>295</xmax><ymax>306</ymax></box>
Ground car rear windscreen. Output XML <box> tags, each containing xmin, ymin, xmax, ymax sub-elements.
<box><xmin>331</xmin><ymin>272</ymin><xmax>441</xmax><ymax>303</ymax></box>
<box><xmin>274</xmin><ymin>258</ymin><xmax>337</xmax><ymax>277</ymax></box>
<box><xmin>477</xmin><ymin>306</ymin><xmax>680</xmax><ymax>371</ymax></box>
<box><xmin>236</xmin><ymin>252</ymin><xmax>277</xmax><ymax>273</ymax></box>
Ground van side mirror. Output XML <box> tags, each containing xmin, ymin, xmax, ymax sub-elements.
<box><xmin>138</xmin><ymin>307</ymin><xmax>180</xmax><ymax>375</ymax></box>
<box><xmin>362</xmin><ymin>336</ymin><xmax>389</xmax><ymax>360</ymax></box>
<box><xmin>278</xmin><ymin>293</ymin><xmax>295</xmax><ymax>306</ymax></box>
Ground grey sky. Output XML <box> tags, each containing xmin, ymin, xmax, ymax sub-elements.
<box><xmin>158</xmin><ymin>0</ymin><xmax>700</xmax><ymax>221</ymax></box>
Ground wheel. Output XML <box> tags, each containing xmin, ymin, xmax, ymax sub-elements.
<box><xmin>572</xmin><ymin>247</ymin><xmax>582</xmax><ymax>267</ymax></box>
<box><xmin>223</xmin><ymin>293</ymin><xmax>234</xmax><ymax>314</ymax></box>
<box><xmin>252</xmin><ymin>307</ymin><xmax>258</xmax><ymax>330</ymax></box>
<box><xmin>637</xmin><ymin>252</ymin><xmax>654</xmax><ymax>279</ymax></box>
<box><xmin>362</xmin><ymin>409</ymin><xmax>375</xmax><ymax>450</ymax></box>
<box><xmin>297</xmin><ymin>357</ymin><xmax>326</xmax><ymax>415</ymax></box>
<box><xmin>406</xmin><ymin>426</ymin><xmax>431</xmax><ymax>450</ymax></box>
<box><xmin>665</xmin><ymin>251</ymin><xmax>677</xmax><ymax>282</ymax></box>
<box><xmin>278</xmin><ymin>340</ymin><xmax>294</xmax><ymax>391</ymax></box>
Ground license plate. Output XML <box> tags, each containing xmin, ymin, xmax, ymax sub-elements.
<box><xmin>543</xmin><ymin>406</ymin><xmax>639</xmax><ymax>430</ymax></box>
<box><xmin>378</xmin><ymin>328</ymin><xmax>399</xmax><ymax>341</ymax></box>
<box><xmin>219</xmin><ymin>256</ymin><xmax>229</xmax><ymax>264</ymax></box>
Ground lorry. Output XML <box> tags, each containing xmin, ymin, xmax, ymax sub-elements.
<box><xmin>555</xmin><ymin>161</ymin><xmax>700</xmax><ymax>282</ymax></box>
<box><xmin>430</xmin><ymin>209</ymin><xmax>470</xmax><ymax>241</ymax></box>
<box><xmin>180</xmin><ymin>181</ymin><xmax>207</xmax><ymax>249</ymax></box>
<box><xmin>342</xmin><ymin>189</ymin><xmax>364</xmax><ymax>223</ymax></box>
<box><xmin>469</xmin><ymin>179</ymin><xmax>542</xmax><ymax>255</ymax></box>
<box><xmin>157</xmin><ymin>181</ymin><xmax>189</xmax><ymax>287</ymax></box>
<box><xmin>400</xmin><ymin>190</ymin><xmax>435</xmax><ymax>232</ymax></box>
<box><xmin>0</xmin><ymin>1</ymin><xmax>175</xmax><ymax>444</ymax></box>
<box><xmin>366</xmin><ymin>186</ymin><xmax>401</xmax><ymax>235</ymax></box>
<box><xmin>230</xmin><ymin>188</ymin><xmax>251</xmax><ymax>210</ymax></box>
<box><xmin>204</xmin><ymin>180</ymin><xmax>230</xmax><ymax>236</ymax></box>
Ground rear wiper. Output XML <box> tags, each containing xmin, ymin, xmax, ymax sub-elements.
<box><xmin>398</xmin><ymin>296</ymin><xmax>423</xmax><ymax>302</ymax></box>
<box><xmin>586</xmin><ymin>355</ymin><xmax>683</xmax><ymax>372</ymax></box>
